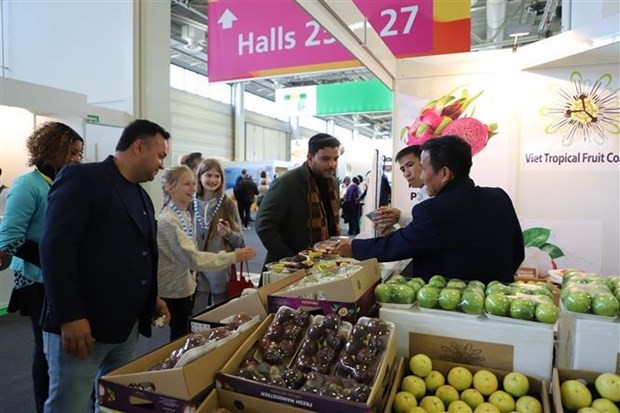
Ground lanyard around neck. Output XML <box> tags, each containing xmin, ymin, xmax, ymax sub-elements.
<box><xmin>34</xmin><ymin>167</ymin><xmax>54</xmax><ymax>186</ymax></box>
<box><xmin>168</xmin><ymin>201</ymin><xmax>193</xmax><ymax>238</ymax></box>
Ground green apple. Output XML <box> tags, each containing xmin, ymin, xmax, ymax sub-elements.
<box><xmin>449</xmin><ymin>400</ymin><xmax>474</xmax><ymax>413</ymax></box>
<box><xmin>577</xmin><ymin>408</ymin><xmax>600</xmax><ymax>413</ymax></box>
<box><xmin>473</xmin><ymin>369</ymin><xmax>498</xmax><ymax>396</ymax></box>
<box><xmin>407</xmin><ymin>280</ymin><xmax>422</xmax><ymax>295</ymax></box>
<box><xmin>429</xmin><ymin>274</ymin><xmax>447</xmax><ymax>287</ymax></box>
<box><xmin>595</xmin><ymin>373</ymin><xmax>620</xmax><ymax>402</ymax></box>
<box><xmin>374</xmin><ymin>283</ymin><xmax>394</xmax><ymax>303</ymax></box>
<box><xmin>402</xmin><ymin>375</ymin><xmax>427</xmax><ymax>400</ymax></box>
<box><xmin>448</xmin><ymin>367</ymin><xmax>473</xmax><ymax>391</ymax></box>
<box><xmin>448</xmin><ymin>279</ymin><xmax>467</xmax><ymax>290</ymax></box>
<box><xmin>410</xmin><ymin>353</ymin><xmax>433</xmax><ymax>378</ymax></box>
<box><xmin>420</xmin><ymin>395</ymin><xmax>445</xmax><ymax>413</ymax></box>
<box><xmin>425</xmin><ymin>370</ymin><xmax>446</xmax><ymax>393</ymax></box>
<box><xmin>563</xmin><ymin>291</ymin><xmax>592</xmax><ymax>313</ymax></box>
<box><xmin>394</xmin><ymin>391</ymin><xmax>417</xmax><ymax>413</ymax></box>
<box><xmin>474</xmin><ymin>402</ymin><xmax>500</xmax><ymax>413</ymax></box>
<box><xmin>488</xmin><ymin>390</ymin><xmax>515</xmax><ymax>413</ymax></box>
<box><xmin>591</xmin><ymin>397</ymin><xmax>620</xmax><ymax>413</ymax></box>
<box><xmin>510</xmin><ymin>298</ymin><xmax>536</xmax><ymax>321</ymax></box>
<box><xmin>486</xmin><ymin>283</ymin><xmax>511</xmax><ymax>296</ymax></box>
<box><xmin>468</xmin><ymin>280</ymin><xmax>486</xmax><ymax>290</ymax></box>
<box><xmin>560</xmin><ymin>379</ymin><xmax>592</xmax><ymax>410</ymax></box>
<box><xmin>592</xmin><ymin>294</ymin><xmax>620</xmax><ymax>317</ymax></box>
<box><xmin>439</xmin><ymin>288</ymin><xmax>462</xmax><ymax>311</ymax></box>
<box><xmin>515</xmin><ymin>396</ymin><xmax>542</xmax><ymax>413</ymax></box>
<box><xmin>534</xmin><ymin>302</ymin><xmax>559</xmax><ymax>324</ymax></box>
<box><xmin>410</xmin><ymin>277</ymin><xmax>426</xmax><ymax>288</ymax></box>
<box><xmin>436</xmin><ymin>384</ymin><xmax>460</xmax><ymax>407</ymax></box>
<box><xmin>461</xmin><ymin>388</ymin><xmax>484</xmax><ymax>409</ymax></box>
<box><xmin>460</xmin><ymin>291</ymin><xmax>485</xmax><ymax>315</ymax></box>
<box><xmin>408</xmin><ymin>408</ymin><xmax>427</xmax><ymax>413</ymax></box>
<box><xmin>502</xmin><ymin>372</ymin><xmax>530</xmax><ymax>398</ymax></box>
<box><xmin>485</xmin><ymin>294</ymin><xmax>511</xmax><ymax>317</ymax></box>
<box><xmin>418</xmin><ymin>286</ymin><xmax>440</xmax><ymax>308</ymax></box>
<box><xmin>393</xmin><ymin>284</ymin><xmax>417</xmax><ymax>304</ymax></box>
<box><xmin>387</xmin><ymin>274</ymin><xmax>408</xmax><ymax>284</ymax></box>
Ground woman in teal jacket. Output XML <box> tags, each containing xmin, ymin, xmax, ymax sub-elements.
<box><xmin>0</xmin><ymin>122</ymin><xmax>83</xmax><ymax>413</ymax></box>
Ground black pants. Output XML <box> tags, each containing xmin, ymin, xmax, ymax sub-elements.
<box><xmin>163</xmin><ymin>296</ymin><xmax>193</xmax><ymax>341</ymax></box>
<box><xmin>31</xmin><ymin>314</ymin><xmax>48</xmax><ymax>413</ymax></box>
<box><xmin>347</xmin><ymin>203</ymin><xmax>361</xmax><ymax>235</ymax></box>
<box><xmin>238</xmin><ymin>202</ymin><xmax>252</xmax><ymax>227</ymax></box>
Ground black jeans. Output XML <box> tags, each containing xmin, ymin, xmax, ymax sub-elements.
<box><xmin>238</xmin><ymin>202</ymin><xmax>252</xmax><ymax>227</ymax></box>
<box><xmin>31</xmin><ymin>314</ymin><xmax>48</xmax><ymax>413</ymax></box>
<box><xmin>163</xmin><ymin>296</ymin><xmax>193</xmax><ymax>341</ymax></box>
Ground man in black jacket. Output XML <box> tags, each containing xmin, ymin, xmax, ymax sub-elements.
<box><xmin>234</xmin><ymin>170</ymin><xmax>258</xmax><ymax>229</ymax></box>
<box><xmin>335</xmin><ymin>136</ymin><xmax>524</xmax><ymax>284</ymax></box>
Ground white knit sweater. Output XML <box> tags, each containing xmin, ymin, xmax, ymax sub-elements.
<box><xmin>157</xmin><ymin>206</ymin><xmax>236</xmax><ymax>298</ymax></box>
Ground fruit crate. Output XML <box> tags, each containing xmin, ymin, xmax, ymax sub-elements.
<box><xmin>551</xmin><ymin>367</ymin><xmax>619</xmax><ymax>413</ymax></box>
<box><xmin>384</xmin><ymin>357</ymin><xmax>551</xmax><ymax>413</ymax></box>
<box><xmin>555</xmin><ymin>304</ymin><xmax>620</xmax><ymax>373</ymax></box>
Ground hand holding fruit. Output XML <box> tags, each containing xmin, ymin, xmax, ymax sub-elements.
<box><xmin>235</xmin><ymin>247</ymin><xmax>257</xmax><ymax>262</ymax></box>
<box><xmin>216</xmin><ymin>219</ymin><xmax>232</xmax><ymax>237</ymax></box>
<box><xmin>333</xmin><ymin>238</ymin><xmax>353</xmax><ymax>257</ymax></box>
<box><xmin>372</xmin><ymin>207</ymin><xmax>401</xmax><ymax>227</ymax></box>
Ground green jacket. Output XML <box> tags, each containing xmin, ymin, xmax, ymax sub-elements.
<box><xmin>256</xmin><ymin>165</ymin><xmax>338</xmax><ymax>266</ymax></box>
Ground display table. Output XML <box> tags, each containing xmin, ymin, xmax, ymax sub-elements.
<box><xmin>380</xmin><ymin>306</ymin><xmax>554</xmax><ymax>381</ymax></box>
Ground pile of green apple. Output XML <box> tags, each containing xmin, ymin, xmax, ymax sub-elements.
<box><xmin>415</xmin><ymin>276</ymin><xmax>486</xmax><ymax>315</ymax></box>
<box><xmin>374</xmin><ymin>275</ymin><xmax>426</xmax><ymax>305</ymax></box>
<box><xmin>393</xmin><ymin>353</ymin><xmax>542</xmax><ymax>413</ymax></box>
<box><xmin>484</xmin><ymin>281</ymin><xmax>559</xmax><ymax>324</ymax></box>
<box><xmin>560</xmin><ymin>373</ymin><xmax>619</xmax><ymax>412</ymax></box>
<box><xmin>561</xmin><ymin>273</ymin><xmax>620</xmax><ymax>317</ymax></box>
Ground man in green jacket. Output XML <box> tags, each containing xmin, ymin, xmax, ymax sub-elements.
<box><xmin>256</xmin><ymin>133</ymin><xmax>341</xmax><ymax>281</ymax></box>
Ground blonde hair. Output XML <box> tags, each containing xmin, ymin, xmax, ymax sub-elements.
<box><xmin>196</xmin><ymin>158</ymin><xmax>225</xmax><ymax>198</ymax></box>
<box><xmin>161</xmin><ymin>165</ymin><xmax>193</xmax><ymax>206</ymax></box>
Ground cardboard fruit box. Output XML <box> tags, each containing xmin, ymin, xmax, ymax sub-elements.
<box><xmin>379</xmin><ymin>306</ymin><xmax>555</xmax><ymax>381</ymax></box>
<box><xmin>267</xmin><ymin>259</ymin><xmax>381</xmax><ymax>323</ymax></box>
<box><xmin>195</xmin><ymin>388</ymin><xmax>311</xmax><ymax>413</ymax></box>
<box><xmin>214</xmin><ymin>313</ymin><xmax>397</xmax><ymax>413</ymax></box>
<box><xmin>556</xmin><ymin>304</ymin><xmax>620</xmax><ymax>373</ymax></box>
<box><xmin>190</xmin><ymin>269</ymin><xmax>306</xmax><ymax>332</ymax></box>
<box><xmin>98</xmin><ymin>325</ymin><xmax>257</xmax><ymax>413</ymax></box>
<box><xmin>384</xmin><ymin>357</ymin><xmax>551</xmax><ymax>413</ymax></box>
<box><xmin>551</xmin><ymin>367</ymin><xmax>617</xmax><ymax>413</ymax></box>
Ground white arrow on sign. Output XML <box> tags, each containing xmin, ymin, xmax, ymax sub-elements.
<box><xmin>218</xmin><ymin>9</ymin><xmax>238</xmax><ymax>30</ymax></box>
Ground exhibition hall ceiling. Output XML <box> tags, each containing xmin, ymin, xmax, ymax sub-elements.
<box><xmin>169</xmin><ymin>0</ymin><xmax>562</xmax><ymax>139</ymax></box>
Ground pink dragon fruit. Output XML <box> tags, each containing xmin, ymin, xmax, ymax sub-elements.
<box><xmin>440</xmin><ymin>117</ymin><xmax>497</xmax><ymax>156</ymax></box>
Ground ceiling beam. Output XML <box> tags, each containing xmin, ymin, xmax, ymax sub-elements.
<box><xmin>295</xmin><ymin>0</ymin><xmax>396</xmax><ymax>90</ymax></box>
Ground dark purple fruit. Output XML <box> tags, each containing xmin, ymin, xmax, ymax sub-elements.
<box><xmin>283</xmin><ymin>325</ymin><xmax>301</xmax><ymax>341</ymax></box>
<box><xmin>352</xmin><ymin>363</ymin><xmax>374</xmax><ymax>384</ymax></box>
<box><xmin>344</xmin><ymin>339</ymin><xmax>363</xmax><ymax>355</ymax></box>
<box><xmin>322</xmin><ymin>314</ymin><xmax>341</xmax><ymax>331</ymax></box>
<box><xmin>276</xmin><ymin>308</ymin><xmax>294</xmax><ymax>323</ymax></box>
<box><xmin>368</xmin><ymin>335</ymin><xmax>386</xmax><ymax>353</ymax></box>
<box><xmin>293</xmin><ymin>309</ymin><xmax>311</xmax><ymax>327</ymax></box>
<box><xmin>307</xmin><ymin>324</ymin><xmax>325</xmax><ymax>340</ymax></box>
<box><xmin>325</xmin><ymin>332</ymin><xmax>345</xmax><ymax>350</ymax></box>
<box><xmin>318</xmin><ymin>347</ymin><xmax>337</xmax><ymax>364</ymax></box>
<box><xmin>300</xmin><ymin>339</ymin><xmax>318</xmax><ymax>356</ymax></box>
<box><xmin>351</xmin><ymin>324</ymin><xmax>368</xmax><ymax>340</ymax></box>
<box><xmin>366</xmin><ymin>318</ymin><xmax>389</xmax><ymax>336</ymax></box>
<box><xmin>339</xmin><ymin>353</ymin><xmax>356</xmax><ymax>369</ymax></box>
<box><xmin>266</xmin><ymin>323</ymin><xmax>283</xmax><ymax>341</ymax></box>
<box><xmin>279</xmin><ymin>339</ymin><xmax>296</xmax><ymax>357</ymax></box>
<box><xmin>350</xmin><ymin>383</ymin><xmax>371</xmax><ymax>402</ymax></box>
<box><xmin>282</xmin><ymin>368</ymin><xmax>305</xmax><ymax>389</ymax></box>
<box><xmin>316</xmin><ymin>361</ymin><xmax>331</xmax><ymax>374</ymax></box>
<box><xmin>356</xmin><ymin>347</ymin><xmax>374</xmax><ymax>365</ymax></box>
<box><xmin>304</xmin><ymin>371</ymin><xmax>324</xmax><ymax>391</ymax></box>
<box><xmin>292</xmin><ymin>254</ymin><xmax>306</xmax><ymax>263</ymax></box>
<box><xmin>258</xmin><ymin>337</ymin><xmax>273</xmax><ymax>351</ymax></box>
<box><xmin>295</xmin><ymin>354</ymin><xmax>314</xmax><ymax>371</ymax></box>
<box><xmin>263</xmin><ymin>347</ymin><xmax>282</xmax><ymax>364</ymax></box>
<box><xmin>256</xmin><ymin>362</ymin><xmax>271</xmax><ymax>376</ymax></box>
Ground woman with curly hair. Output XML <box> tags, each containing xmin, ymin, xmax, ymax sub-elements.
<box><xmin>0</xmin><ymin>122</ymin><xmax>83</xmax><ymax>413</ymax></box>
<box><xmin>194</xmin><ymin>158</ymin><xmax>247</xmax><ymax>310</ymax></box>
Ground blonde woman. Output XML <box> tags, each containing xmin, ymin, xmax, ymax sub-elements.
<box><xmin>157</xmin><ymin>165</ymin><xmax>255</xmax><ymax>340</ymax></box>
<box><xmin>194</xmin><ymin>159</ymin><xmax>246</xmax><ymax>310</ymax></box>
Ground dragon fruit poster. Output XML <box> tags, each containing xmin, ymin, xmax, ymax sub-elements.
<box><xmin>393</xmin><ymin>74</ymin><xmax>516</xmax><ymax>212</ymax></box>
<box><xmin>519</xmin><ymin>65</ymin><xmax>620</xmax><ymax>171</ymax></box>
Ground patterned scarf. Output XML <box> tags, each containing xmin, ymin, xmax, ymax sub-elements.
<box><xmin>306</xmin><ymin>163</ymin><xmax>340</xmax><ymax>245</ymax></box>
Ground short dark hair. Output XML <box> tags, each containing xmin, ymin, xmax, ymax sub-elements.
<box><xmin>116</xmin><ymin>119</ymin><xmax>170</xmax><ymax>151</ymax></box>
<box><xmin>308</xmin><ymin>133</ymin><xmax>340</xmax><ymax>155</ymax></box>
<box><xmin>182</xmin><ymin>152</ymin><xmax>202</xmax><ymax>168</ymax></box>
<box><xmin>421</xmin><ymin>136</ymin><xmax>472</xmax><ymax>178</ymax></box>
<box><xmin>395</xmin><ymin>145</ymin><xmax>421</xmax><ymax>162</ymax></box>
